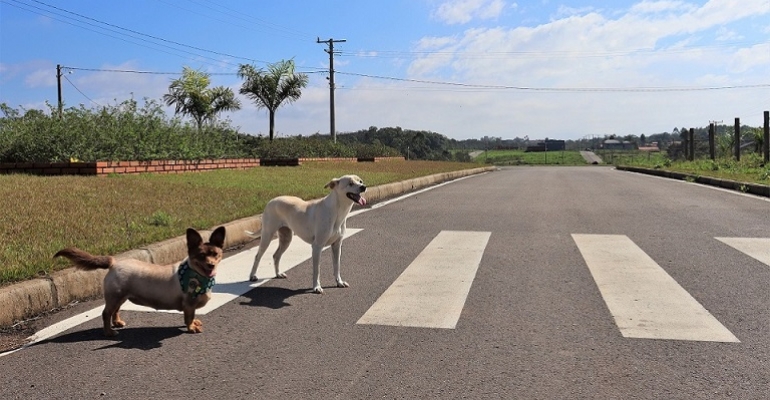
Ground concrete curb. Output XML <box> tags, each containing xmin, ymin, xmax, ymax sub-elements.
<box><xmin>615</xmin><ymin>165</ymin><xmax>770</xmax><ymax>198</ymax></box>
<box><xmin>0</xmin><ymin>167</ymin><xmax>495</xmax><ymax>328</ymax></box>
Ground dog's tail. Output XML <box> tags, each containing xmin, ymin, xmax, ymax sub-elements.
<box><xmin>244</xmin><ymin>230</ymin><xmax>259</xmax><ymax>238</ymax></box>
<box><xmin>54</xmin><ymin>248</ymin><xmax>114</xmax><ymax>270</ymax></box>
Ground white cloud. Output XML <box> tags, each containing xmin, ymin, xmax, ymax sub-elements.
<box><xmin>433</xmin><ymin>0</ymin><xmax>508</xmax><ymax>25</ymax></box>
<box><xmin>629</xmin><ymin>1</ymin><xmax>695</xmax><ymax>14</ymax></box>
<box><xmin>393</xmin><ymin>0</ymin><xmax>770</xmax><ymax>139</ymax></box>
<box><xmin>728</xmin><ymin>43</ymin><xmax>770</xmax><ymax>73</ymax></box>
<box><xmin>715</xmin><ymin>26</ymin><xmax>742</xmax><ymax>41</ymax></box>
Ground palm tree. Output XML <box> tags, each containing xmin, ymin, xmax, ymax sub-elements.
<box><xmin>238</xmin><ymin>59</ymin><xmax>309</xmax><ymax>141</ymax></box>
<box><xmin>163</xmin><ymin>67</ymin><xmax>241</xmax><ymax>132</ymax></box>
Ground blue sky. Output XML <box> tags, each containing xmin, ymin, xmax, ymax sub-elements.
<box><xmin>1</xmin><ymin>0</ymin><xmax>769</xmax><ymax>141</ymax></box>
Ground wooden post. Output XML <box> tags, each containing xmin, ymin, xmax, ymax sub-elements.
<box><xmin>688</xmin><ymin>128</ymin><xmax>695</xmax><ymax>161</ymax></box>
<box><xmin>708</xmin><ymin>123</ymin><xmax>715</xmax><ymax>160</ymax></box>
<box><xmin>682</xmin><ymin>134</ymin><xmax>690</xmax><ymax>161</ymax></box>
<box><xmin>734</xmin><ymin>117</ymin><xmax>740</xmax><ymax>161</ymax></box>
<box><xmin>763</xmin><ymin>111</ymin><xmax>770</xmax><ymax>166</ymax></box>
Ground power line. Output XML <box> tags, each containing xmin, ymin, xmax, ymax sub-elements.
<box><xmin>54</xmin><ymin>65</ymin><xmax>770</xmax><ymax>95</ymax></box>
<box><xmin>3</xmin><ymin>0</ymin><xmax>273</xmax><ymax>68</ymax></box>
<box><xmin>58</xmin><ymin>66</ymin><xmax>327</xmax><ymax>76</ymax></box>
<box><xmin>160</xmin><ymin>0</ymin><xmax>314</xmax><ymax>42</ymax></box>
<box><xmin>62</xmin><ymin>74</ymin><xmax>102</xmax><ymax>108</ymax></box>
<box><xmin>336</xmin><ymin>71</ymin><xmax>770</xmax><ymax>93</ymax></box>
<box><xmin>22</xmin><ymin>0</ymin><xmax>272</xmax><ymax>65</ymax></box>
<box><xmin>338</xmin><ymin>40</ymin><xmax>770</xmax><ymax>60</ymax></box>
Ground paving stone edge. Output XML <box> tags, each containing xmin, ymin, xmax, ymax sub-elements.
<box><xmin>615</xmin><ymin>165</ymin><xmax>770</xmax><ymax>198</ymax></box>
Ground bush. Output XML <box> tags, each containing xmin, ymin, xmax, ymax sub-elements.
<box><xmin>0</xmin><ymin>101</ymin><xmax>402</xmax><ymax>162</ymax></box>
<box><xmin>0</xmin><ymin>100</ymin><xmax>248</xmax><ymax>162</ymax></box>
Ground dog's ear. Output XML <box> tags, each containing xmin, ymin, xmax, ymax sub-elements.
<box><xmin>186</xmin><ymin>228</ymin><xmax>203</xmax><ymax>249</ymax></box>
<box><xmin>208</xmin><ymin>226</ymin><xmax>226</xmax><ymax>248</ymax></box>
<box><xmin>324</xmin><ymin>178</ymin><xmax>339</xmax><ymax>190</ymax></box>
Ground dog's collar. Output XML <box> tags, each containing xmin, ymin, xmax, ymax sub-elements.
<box><xmin>178</xmin><ymin>260</ymin><xmax>215</xmax><ymax>298</ymax></box>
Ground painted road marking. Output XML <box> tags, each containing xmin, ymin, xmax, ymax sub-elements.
<box><xmin>2</xmin><ymin>175</ymin><xmax>489</xmax><ymax>357</ymax></box>
<box><xmin>357</xmin><ymin>231</ymin><xmax>490</xmax><ymax>329</ymax></box>
<box><xmin>716</xmin><ymin>237</ymin><xmax>770</xmax><ymax>266</ymax></box>
<box><xmin>123</xmin><ymin>229</ymin><xmax>362</xmax><ymax>314</ymax></box>
<box><xmin>0</xmin><ymin>230</ymin><xmax>363</xmax><ymax>358</ymax></box>
<box><xmin>572</xmin><ymin>234</ymin><xmax>739</xmax><ymax>342</ymax></box>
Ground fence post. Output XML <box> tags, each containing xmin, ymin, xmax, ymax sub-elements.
<box><xmin>688</xmin><ymin>128</ymin><xmax>695</xmax><ymax>161</ymax></box>
<box><xmin>734</xmin><ymin>117</ymin><xmax>741</xmax><ymax>161</ymax></box>
<box><xmin>708</xmin><ymin>123</ymin><xmax>715</xmax><ymax>160</ymax></box>
<box><xmin>763</xmin><ymin>111</ymin><xmax>770</xmax><ymax>166</ymax></box>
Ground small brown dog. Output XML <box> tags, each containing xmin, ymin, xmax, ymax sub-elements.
<box><xmin>54</xmin><ymin>226</ymin><xmax>226</xmax><ymax>336</ymax></box>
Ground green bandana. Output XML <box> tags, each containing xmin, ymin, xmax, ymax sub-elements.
<box><xmin>178</xmin><ymin>260</ymin><xmax>215</xmax><ymax>298</ymax></box>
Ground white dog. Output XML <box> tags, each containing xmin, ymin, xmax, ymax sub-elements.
<box><xmin>247</xmin><ymin>175</ymin><xmax>367</xmax><ymax>294</ymax></box>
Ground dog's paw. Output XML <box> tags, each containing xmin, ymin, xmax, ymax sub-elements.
<box><xmin>336</xmin><ymin>280</ymin><xmax>349</xmax><ymax>288</ymax></box>
<box><xmin>312</xmin><ymin>286</ymin><xmax>324</xmax><ymax>294</ymax></box>
<box><xmin>103</xmin><ymin>329</ymin><xmax>119</xmax><ymax>337</ymax></box>
<box><xmin>187</xmin><ymin>320</ymin><xmax>203</xmax><ymax>333</ymax></box>
<box><xmin>276</xmin><ymin>272</ymin><xmax>287</xmax><ymax>279</ymax></box>
<box><xmin>112</xmin><ymin>320</ymin><xmax>126</xmax><ymax>328</ymax></box>
<box><xmin>249</xmin><ymin>275</ymin><xmax>259</xmax><ymax>282</ymax></box>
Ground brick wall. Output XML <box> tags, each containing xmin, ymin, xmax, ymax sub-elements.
<box><xmin>0</xmin><ymin>156</ymin><xmax>407</xmax><ymax>176</ymax></box>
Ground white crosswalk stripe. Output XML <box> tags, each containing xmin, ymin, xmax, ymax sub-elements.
<box><xmin>6</xmin><ymin>230</ymin><xmax>768</xmax><ymax>358</ymax></box>
<box><xmin>572</xmin><ymin>234</ymin><xmax>739</xmax><ymax>342</ymax></box>
<box><xmin>715</xmin><ymin>237</ymin><xmax>770</xmax><ymax>267</ymax></box>
<box><xmin>357</xmin><ymin>231</ymin><xmax>491</xmax><ymax>329</ymax></box>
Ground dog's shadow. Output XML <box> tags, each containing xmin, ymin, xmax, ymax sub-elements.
<box><xmin>230</xmin><ymin>284</ymin><xmax>311</xmax><ymax>309</ymax></box>
<box><xmin>39</xmin><ymin>326</ymin><xmax>185</xmax><ymax>351</ymax></box>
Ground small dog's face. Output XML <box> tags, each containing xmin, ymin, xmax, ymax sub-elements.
<box><xmin>186</xmin><ymin>226</ymin><xmax>226</xmax><ymax>277</ymax></box>
<box><xmin>326</xmin><ymin>175</ymin><xmax>367</xmax><ymax>206</ymax></box>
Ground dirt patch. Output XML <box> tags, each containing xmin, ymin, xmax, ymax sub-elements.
<box><xmin>0</xmin><ymin>322</ymin><xmax>35</xmax><ymax>353</ymax></box>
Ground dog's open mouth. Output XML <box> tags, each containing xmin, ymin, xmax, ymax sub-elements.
<box><xmin>346</xmin><ymin>192</ymin><xmax>366</xmax><ymax>206</ymax></box>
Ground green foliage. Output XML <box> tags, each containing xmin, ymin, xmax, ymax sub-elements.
<box><xmin>620</xmin><ymin>152</ymin><xmax>769</xmax><ymax>184</ymax></box>
<box><xmin>472</xmin><ymin>149</ymin><xmax>589</xmax><ymax>165</ymax></box>
<box><xmin>0</xmin><ymin>100</ymin><xmax>247</xmax><ymax>162</ymax></box>
<box><xmin>163</xmin><ymin>67</ymin><xmax>241</xmax><ymax>132</ymax></box>
<box><xmin>337</xmin><ymin>126</ymin><xmax>463</xmax><ymax>161</ymax></box>
<box><xmin>238</xmin><ymin>60</ymin><xmax>309</xmax><ymax>141</ymax></box>
<box><xmin>148</xmin><ymin>210</ymin><xmax>174</xmax><ymax>227</ymax></box>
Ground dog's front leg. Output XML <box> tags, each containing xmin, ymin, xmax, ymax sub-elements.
<box><xmin>183</xmin><ymin>308</ymin><xmax>203</xmax><ymax>333</ymax></box>
<box><xmin>311</xmin><ymin>243</ymin><xmax>324</xmax><ymax>294</ymax></box>
<box><xmin>331</xmin><ymin>239</ymin><xmax>348</xmax><ymax>288</ymax></box>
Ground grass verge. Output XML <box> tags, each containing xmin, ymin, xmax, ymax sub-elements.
<box><xmin>0</xmin><ymin>160</ymin><xmax>478</xmax><ymax>286</ymax></box>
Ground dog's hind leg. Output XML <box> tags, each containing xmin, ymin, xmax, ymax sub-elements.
<box><xmin>101</xmin><ymin>296</ymin><xmax>127</xmax><ymax>337</ymax></box>
<box><xmin>272</xmin><ymin>227</ymin><xmax>292</xmax><ymax>278</ymax></box>
<box><xmin>331</xmin><ymin>238</ymin><xmax>349</xmax><ymax>288</ymax></box>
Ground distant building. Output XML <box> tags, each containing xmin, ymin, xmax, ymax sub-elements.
<box><xmin>602</xmin><ymin>139</ymin><xmax>636</xmax><ymax>150</ymax></box>
<box><xmin>525</xmin><ymin>139</ymin><xmax>566</xmax><ymax>152</ymax></box>
<box><xmin>638</xmin><ymin>141</ymin><xmax>660</xmax><ymax>152</ymax></box>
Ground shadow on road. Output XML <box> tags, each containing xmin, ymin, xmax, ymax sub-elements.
<box><xmin>39</xmin><ymin>326</ymin><xmax>185</xmax><ymax>351</ymax></box>
<box><xmin>237</xmin><ymin>286</ymin><xmax>311</xmax><ymax>309</ymax></box>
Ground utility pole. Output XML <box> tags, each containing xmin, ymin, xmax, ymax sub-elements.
<box><xmin>56</xmin><ymin>64</ymin><xmax>63</xmax><ymax>118</ymax></box>
<box><xmin>317</xmin><ymin>37</ymin><xmax>346</xmax><ymax>143</ymax></box>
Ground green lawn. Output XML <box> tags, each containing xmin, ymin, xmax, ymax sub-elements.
<box><xmin>0</xmin><ymin>160</ymin><xmax>478</xmax><ymax>285</ymax></box>
<box><xmin>473</xmin><ymin>149</ymin><xmax>589</xmax><ymax>165</ymax></box>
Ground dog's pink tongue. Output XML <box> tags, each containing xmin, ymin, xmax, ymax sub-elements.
<box><xmin>359</xmin><ymin>196</ymin><xmax>366</xmax><ymax>206</ymax></box>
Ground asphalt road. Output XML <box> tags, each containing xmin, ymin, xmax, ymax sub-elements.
<box><xmin>1</xmin><ymin>166</ymin><xmax>769</xmax><ymax>399</ymax></box>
